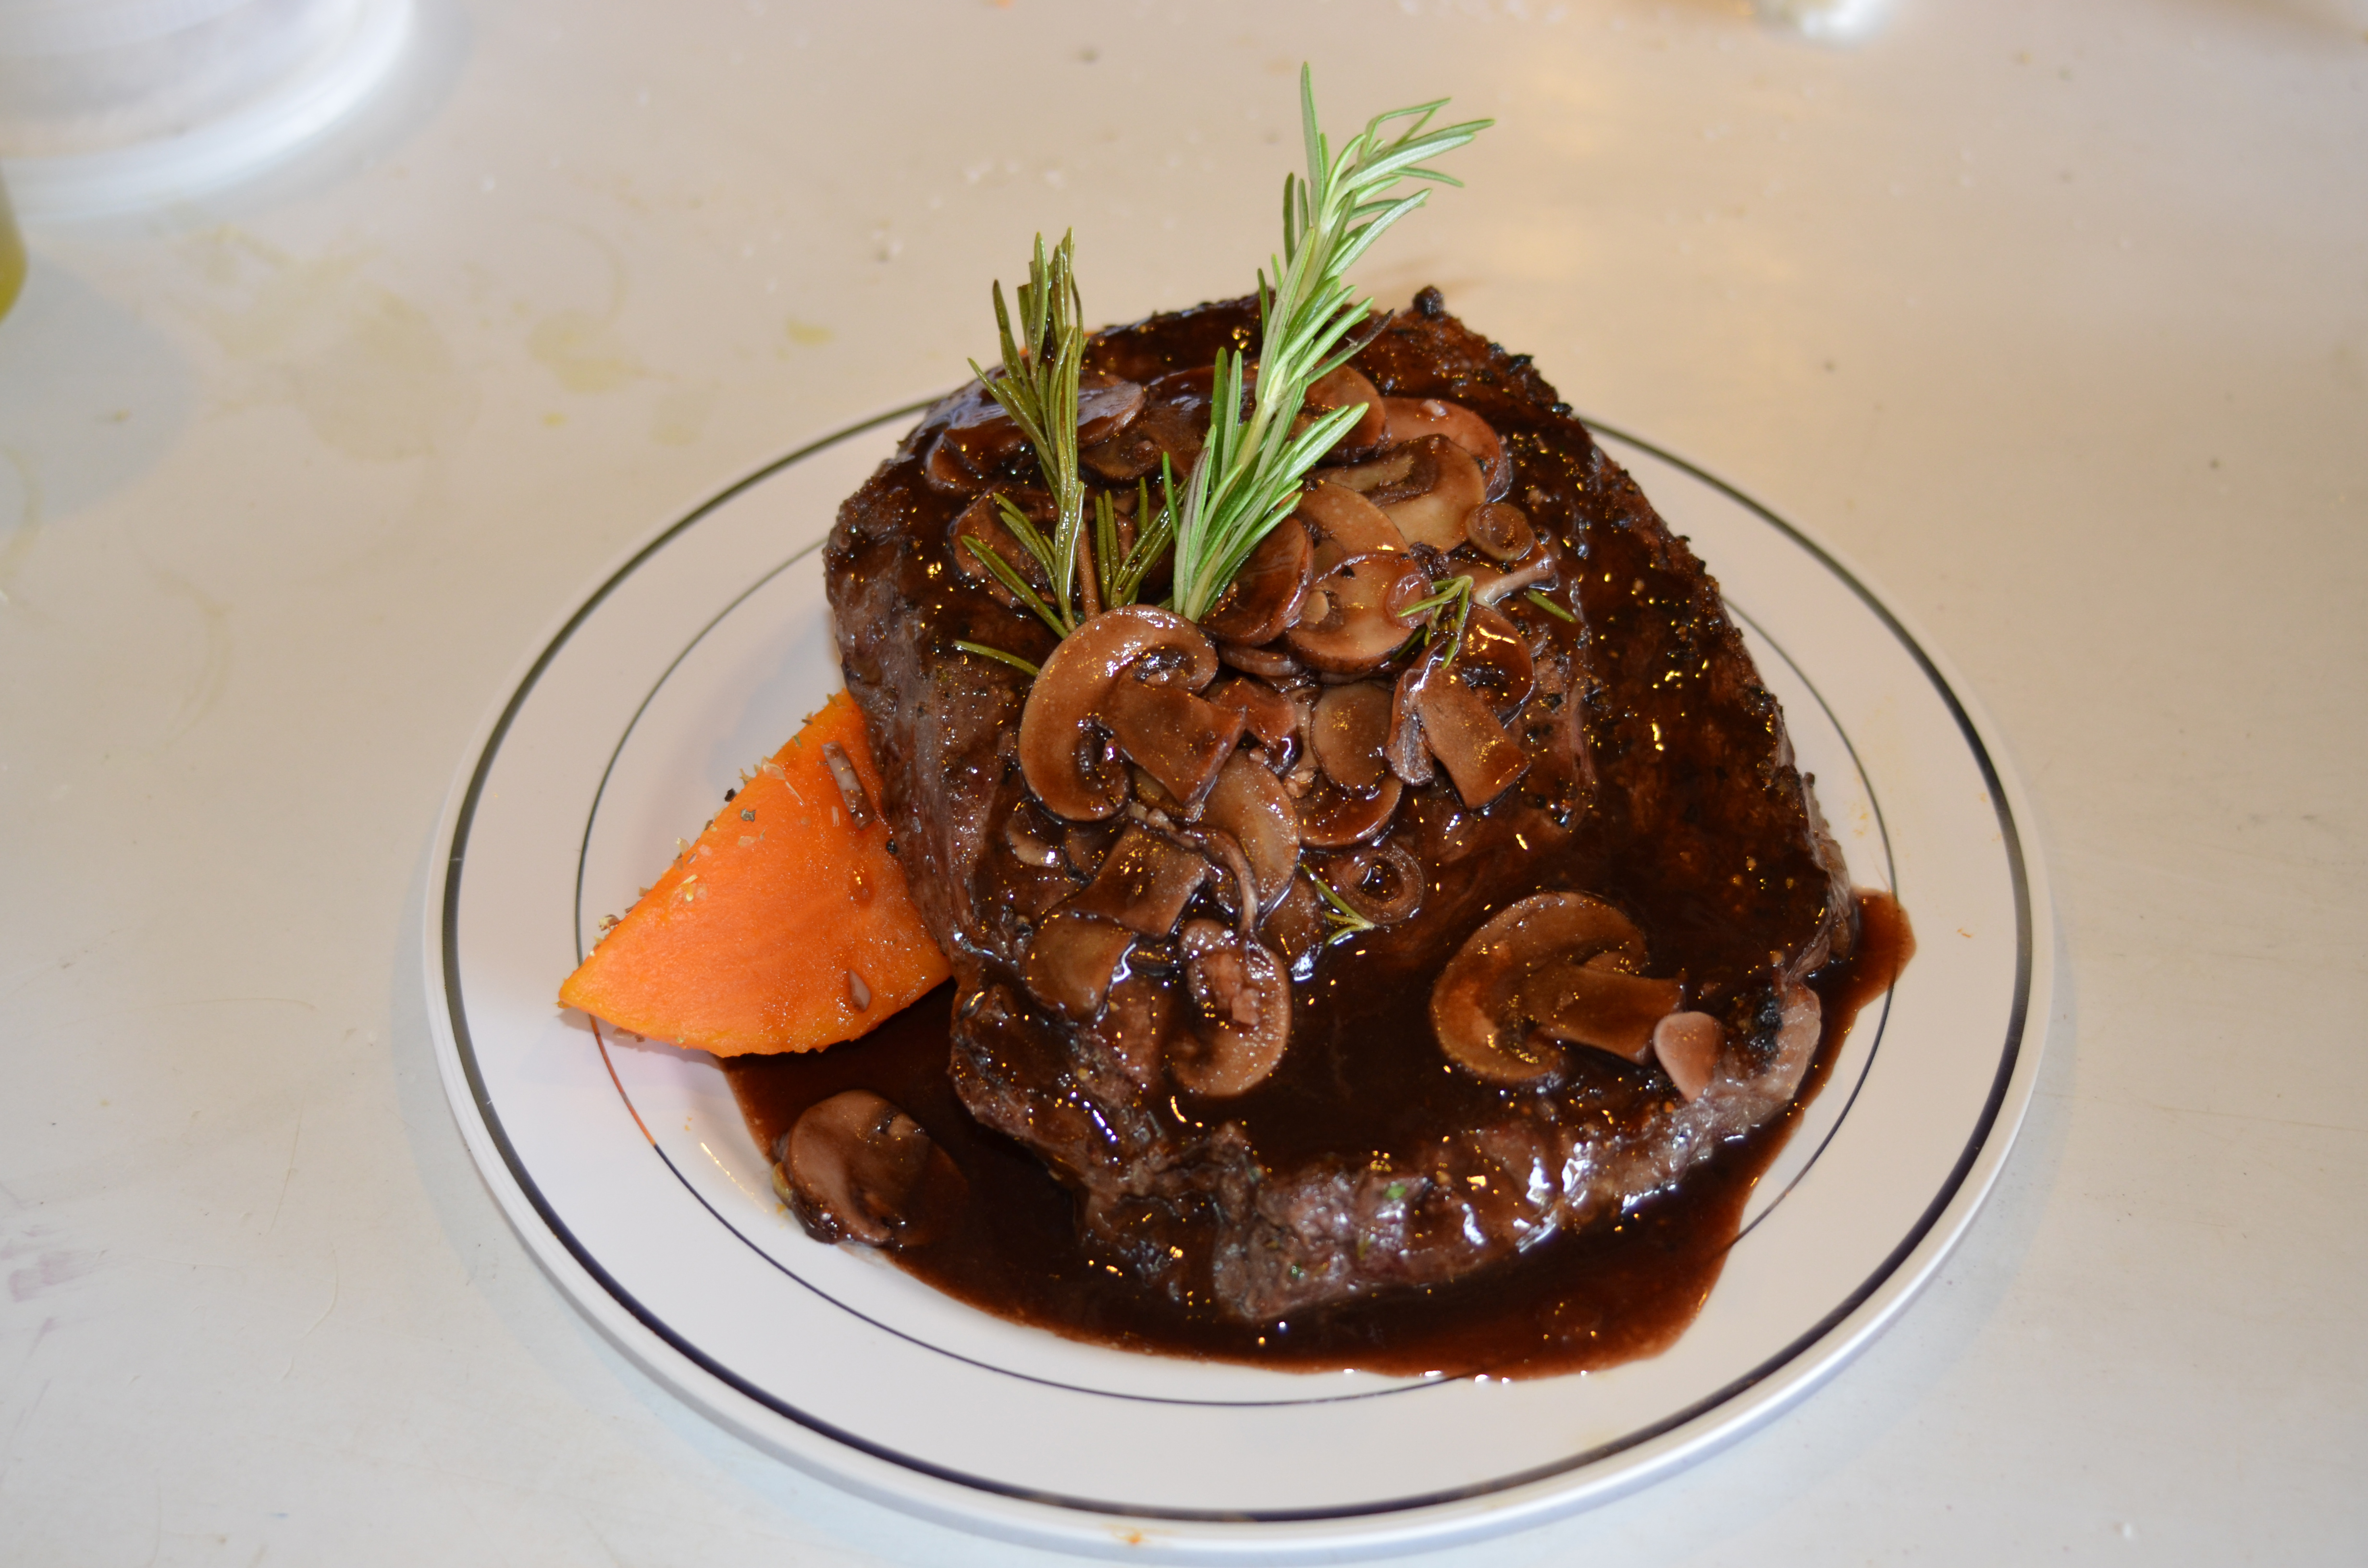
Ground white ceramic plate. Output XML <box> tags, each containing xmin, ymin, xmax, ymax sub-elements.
<box><xmin>426</xmin><ymin>407</ymin><xmax>2048</xmax><ymax>1561</ymax></box>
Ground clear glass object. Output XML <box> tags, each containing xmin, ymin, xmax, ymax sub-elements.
<box><xmin>0</xmin><ymin>0</ymin><xmax>411</xmax><ymax>218</ymax></box>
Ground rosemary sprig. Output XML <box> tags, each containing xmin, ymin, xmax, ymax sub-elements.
<box><xmin>1092</xmin><ymin>456</ymin><xmax>1181</xmax><ymax>610</ymax></box>
<box><xmin>1403</xmin><ymin>573</ymin><xmax>1477</xmax><ymax>667</ymax></box>
<box><xmin>952</xmin><ymin>639</ymin><xmax>1041</xmax><ymax>677</ymax></box>
<box><xmin>1524</xmin><ymin>588</ymin><xmax>1576</xmax><ymax>623</ymax></box>
<box><xmin>1308</xmin><ymin>870</ymin><xmax>1378</xmax><ymax>946</ymax></box>
<box><xmin>970</xmin><ymin>232</ymin><xmax>1088</xmax><ymax>633</ymax></box>
<box><xmin>1169</xmin><ymin>69</ymin><xmax>1490</xmax><ymax>619</ymax></box>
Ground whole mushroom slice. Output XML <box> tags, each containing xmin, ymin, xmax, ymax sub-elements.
<box><xmin>1022</xmin><ymin>908</ymin><xmax>1136</xmax><ymax>1019</ymax></box>
<box><xmin>780</xmin><ymin>1090</ymin><xmax>967</xmax><ymax>1248</ymax></box>
<box><xmin>1415</xmin><ymin>661</ymin><xmax>1530</xmax><ymax>807</ymax></box>
<box><xmin>1019</xmin><ymin>606</ymin><xmax>1220</xmax><ymax>821</ymax></box>
<box><xmin>1299</xmin><ymin>481</ymin><xmax>1408</xmax><ymax>575</ymax></box>
<box><xmin>1318</xmin><ymin>841</ymin><xmax>1425</xmax><ymax>925</ymax></box>
<box><xmin>1429</xmin><ymin>893</ymin><xmax>1655</xmax><ymax>1086</ymax></box>
<box><xmin>1101</xmin><ymin>674</ymin><xmax>1248</xmax><ymax>810</ymax></box>
<box><xmin>1283</xmin><ymin>553</ymin><xmax>1430</xmax><ymax>675</ymax></box>
<box><xmin>1198</xmin><ymin>515</ymin><xmax>1314</xmax><ymax>646</ymax></box>
<box><xmin>1295</xmin><ymin>362</ymin><xmax>1389</xmax><ymax>460</ymax></box>
<box><xmin>1170</xmin><ymin>919</ymin><xmax>1292</xmax><ymax>1097</ymax></box>
<box><xmin>1381</xmin><ymin>395</ymin><xmax>1513</xmax><ymax>499</ymax></box>
<box><xmin>1652</xmin><ymin>1012</ymin><xmax>1724</xmax><ymax>1102</ymax></box>
<box><xmin>1463</xmin><ymin>501</ymin><xmax>1536</xmax><ymax>563</ymax></box>
<box><xmin>1310</xmin><ymin>680</ymin><xmax>1394</xmax><ymax>791</ymax></box>
<box><xmin>1296</xmin><ymin>773</ymin><xmax>1404</xmax><ymax>848</ymax></box>
<box><xmin>1373</xmin><ymin>434</ymin><xmax>1489</xmax><ymax>551</ymax></box>
<box><xmin>1066</xmin><ymin>826</ymin><xmax>1211</xmax><ymax>937</ymax></box>
<box><xmin>1198</xmin><ymin>751</ymin><xmax>1301</xmax><ymax>913</ymax></box>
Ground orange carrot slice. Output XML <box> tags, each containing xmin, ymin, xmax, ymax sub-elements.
<box><xmin>559</xmin><ymin>692</ymin><xmax>950</xmax><ymax>1056</ymax></box>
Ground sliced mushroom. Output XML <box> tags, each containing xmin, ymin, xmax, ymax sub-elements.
<box><xmin>1464</xmin><ymin>502</ymin><xmax>1535</xmax><ymax>563</ymax></box>
<box><xmin>1198</xmin><ymin>515</ymin><xmax>1313</xmax><ymax>646</ymax></box>
<box><xmin>948</xmin><ymin>491</ymin><xmax>1055</xmax><ymax>608</ymax></box>
<box><xmin>1381</xmin><ymin>396</ymin><xmax>1512</xmax><ymax>499</ymax></box>
<box><xmin>1198</xmin><ymin>751</ymin><xmax>1300</xmax><ymax>913</ymax></box>
<box><xmin>1295</xmin><ymin>362</ymin><xmax>1388</xmax><ymax>460</ymax></box>
<box><xmin>1323</xmin><ymin>443</ymin><xmax>1420</xmax><ymax>500</ymax></box>
<box><xmin>1295</xmin><ymin>773</ymin><xmax>1404</xmax><ymax>848</ymax></box>
<box><xmin>1373</xmin><ymin>434</ymin><xmax>1488</xmax><ymax>551</ymax></box>
<box><xmin>1066</xmin><ymin>826</ymin><xmax>1212</xmax><ymax>937</ymax></box>
<box><xmin>1467</xmin><ymin>554</ymin><xmax>1558</xmax><ymax>607</ymax></box>
<box><xmin>1080</xmin><ymin>364</ymin><xmax>1221</xmax><ymax>480</ymax></box>
<box><xmin>1170</xmin><ymin>919</ymin><xmax>1292</xmax><ymax>1097</ymax></box>
<box><xmin>1414</xmin><ymin>661</ymin><xmax>1530</xmax><ymax>807</ymax></box>
<box><xmin>1216</xmin><ymin>639</ymin><xmax>1305</xmax><ymax>682</ymax></box>
<box><xmin>1074</xmin><ymin>371</ymin><xmax>1149</xmax><ymax>446</ymax></box>
<box><xmin>1320</xmin><ymin>841</ymin><xmax>1425</xmax><ymax>925</ymax></box>
<box><xmin>1003</xmin><ymin>801</ymin><xmax>1066</xmax><ymax>869</ymax></box>
<box><xmin>1526</xmin><ymin>965</ymin><xmax>1684</xmax><ymax>1065</ymax></box>
<box><xmin>1652</xmin><ymin>1012</ymin><xmax>1724</xmax><ymax>1102</ymax></box>
<box><xmin>1018</xmin><ymin>606</ymin><xmax>1218</xmax><ymax>821</ymax></box>
<box><xmin>1206</xmin><ymin>674</ymin><xmax>1301</xmax><ymax>760</ymax></box>
<box><xmin>1283</xmin><ymin>553</ymin><xmax>1430</xmax><ymax>675</ymax></box>
<box><xmin>1258</xmin><ymin>870</ymin><xmax>1330</xmax><ymax>974</ymax></box>
<box><xmin>1430</xmin><ymin>893</ymin><xmax>1660</xmax><ymax>1086</ymax></box>
<box><xmin>1022</xmin><ymin>908</ymin><xmax>1136</xmax><ymax>1019</ymax></box>
<box><xmin>780</xmin><ymin>1090</ymin><xmax>966</xmax><ymax>1248</ymax></box>
<box><xmin>1453</xmin><ymin>602</ymin><xmax>1535</xmax><ymax>716</ymax></box>
<box><xmin>1299</xmin><ymin>481</ymin><xmax>1407</xmax><ymax>575</ymax></box>
<box><xmin>1310</xmin><ymin>681</ymin><xmax>1394</xmax><ymax>791</ymax></box>
<box><xmin>1101</xmin><ymin>674</ymin><xmax>1248</xmax><ymax>810</ymax></box>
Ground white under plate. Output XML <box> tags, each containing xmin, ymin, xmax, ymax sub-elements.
<box><xmin>426</xmin><ymin>408</ymin><xmax>2049</xmax><ymax>1561</ymax></box>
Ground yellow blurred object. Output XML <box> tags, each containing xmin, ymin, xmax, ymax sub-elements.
<box><xmin>0</xmin><ymin>174</ymin><xmax>22</xmax><ymax>320</ymax></box>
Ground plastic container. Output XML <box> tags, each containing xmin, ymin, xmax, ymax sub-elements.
<box><xmin>0</xmin><ymin>0</ymin><xmax>411</xmax><ymax>218</ymax></box>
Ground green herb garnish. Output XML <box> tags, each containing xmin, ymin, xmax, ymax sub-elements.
<box><xmin>1309</xmin><ymin>869</ymin><xmax>1378</xmax><ymax>945</ymax></box>
<box><xmin>1524</xmin><ymin>588</ymin><xmax>1577</xmax><ymax>623</ymax></box>
<box><xmin>951</xmin><ymin>639</ymin><xmax>1042</xmax><ymax>677</ymax></box>
<box><xmin>971</xmin><ymin>233</ymin><xmax>1089</xmax><ymax>635</ymax></box>
<box><xmin>1169</xmin><ymin>68</ymin><xmax>1490</xmax><ymax>619</ymax></box>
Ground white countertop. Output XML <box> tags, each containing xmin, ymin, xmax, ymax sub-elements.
<box><xmin>3</xmin><ymin>1</ymin><xmax>2362</xmax><ymax>1561</ymax></box>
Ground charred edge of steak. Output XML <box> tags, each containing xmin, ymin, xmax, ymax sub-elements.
<box><xmin>826</xmin><ymin>291</ymin><xmax>1856</xmax><ymax>1324</ymax></box>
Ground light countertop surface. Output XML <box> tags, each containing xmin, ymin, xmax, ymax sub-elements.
<box><xmin>3</xmin><ymin>1</ymin><xmax>2363</xmax><ymax>1562</ymax></box>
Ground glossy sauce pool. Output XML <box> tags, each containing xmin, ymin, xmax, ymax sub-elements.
<box><xmin>722</xmin><ymin>891</ymin><xmax>1911</xmax><ymax>1378</ymax></box>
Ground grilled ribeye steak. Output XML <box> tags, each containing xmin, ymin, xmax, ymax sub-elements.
<box><xmin>824</xmin><ymin>288</ymin><xmax>1854</xmax><ymax>1323</ymax></box>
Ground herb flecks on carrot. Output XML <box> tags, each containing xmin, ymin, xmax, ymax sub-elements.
<box><xmin>558</xmin><ymin>692</ymin><xmax>950</xmax><ymax>1056</ymax></box>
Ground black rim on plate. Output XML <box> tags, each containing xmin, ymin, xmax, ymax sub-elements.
<box><xmin>438</xmin><ymin>410</ymin><xmax>2035</xmax><ymax>1523</ymax></box>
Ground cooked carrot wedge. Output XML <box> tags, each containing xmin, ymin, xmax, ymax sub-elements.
<box><xmin>558</xmin><ymin>692</ymin><xmax>950</xmax><ymax>1055</ymax></box>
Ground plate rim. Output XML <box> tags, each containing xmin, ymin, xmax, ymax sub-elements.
<box><xmin>423</xmin><ymin>405</ymin><xmax>2054</xmax><ymax>1559</ymax></box>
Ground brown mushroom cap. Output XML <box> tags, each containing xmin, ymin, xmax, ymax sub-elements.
<box><xmin>1199</xmin><ymin>514</ymin><xmax>1314</xmax><ymax>646</ymax></box>
<box><xmin>1381</xmin><ymin>395</ymin><xmax>1512</xmax><ymax>499</ymax></box>
<box><xmin>1206</xmin><ymin>674</ymin><xmax>1301</xmax><ymax>761</ymax></box>
<box><xmin>1385</xmin><ymin>663</ymin><xmax>1435</xmax><ymax>788</ymax></box>
<box><xmin>1652</xmin><ymin>1011</ymin><xmax>1724</xmax><ymax>1102</ymax></box>
<box><xmin>1171</xmin><ymin>919</ymin><xmax>1292</xmax><ymax>1097</ymax></box>
<box><xmin>1320</xmin><ymin>841</ymin><xmax>1425</xmax><ymax>925</ymax></box>
<box><xmin>781</xmin><ymin>1090</ymin><xmax>967</xmax><ymax>1248</ymax></box>
<box><xmin>1374</xmin><ymin>434</ymin><xmax>1488</xmax><ymax>551</ymax></box>
<box><xmin>1198</xmin><ymin>751</ymin><xmax>1301</xmax><ymax>913</ymax></box>
<box><xmin>1216</xmin><ymin>639</ymin><xmax>1306</xmax><ymax>682</ymax></box>
<box><xmin>1019</xmin><ymin>606</ymin><xmax>1220</xmax><ymax>821</ymax></box>
<box><xmin>1081</xmin><ymin>364</ymin><xmax>1221</xmax><ymax>481</ymax></box>
<box><xmin>1311</xmin><ymin>681</ymin><xmax>1394</xmax><ymax>791</ymax></box>
<box><xmin>1283</xmin><ymin>553</ymin><xmax>1430</xmax><ymax>675</ymax></box>
<box><xmin>1430</xmin><ymin>893</ymin><xmax>1669</xmax><ymax>1086</ymax></box>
